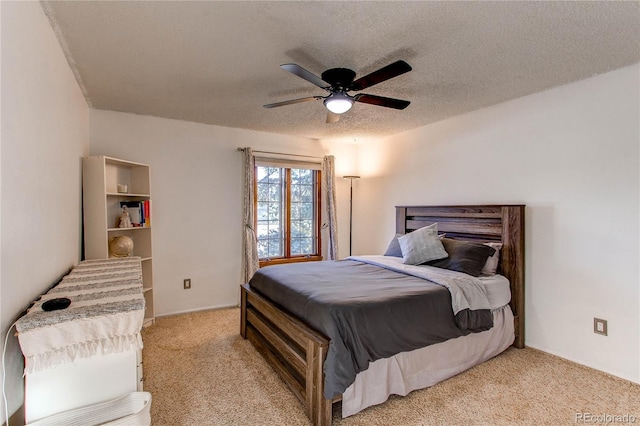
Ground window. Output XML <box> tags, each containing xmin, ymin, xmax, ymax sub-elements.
<box><xmin>255</xmin><ymin>163</ymin><xmax>321</xmax><ymax>266</ymax></box>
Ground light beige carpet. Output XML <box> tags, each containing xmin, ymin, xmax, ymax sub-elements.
<box><xmin>142</xmin><ymin>308</ymin><xmax>639</xmax><ymax>425</ymax></box>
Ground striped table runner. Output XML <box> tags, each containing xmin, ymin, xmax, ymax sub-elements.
<box><xmin>16</xmin><ymin>257</ymin><xmax>145</xmax><ymax>374</ymax></box>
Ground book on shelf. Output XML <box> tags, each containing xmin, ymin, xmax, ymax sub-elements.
<box><xmin>143</xmin><ymin>200</ymin><xmax>151</xmax><ymax>227</ymax></box>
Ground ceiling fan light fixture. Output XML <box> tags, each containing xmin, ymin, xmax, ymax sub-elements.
<box><xmin>324</xmin><ymin>92</ymin><xmax>353</xmax><ymax>114</ymax></box>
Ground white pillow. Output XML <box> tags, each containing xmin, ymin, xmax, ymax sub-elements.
<box><xmin>481</xmin><ymin>242</ymin><xmax>503</xmax><ymax>276</ymax></box>
<box><xmin>398</xmin><ymin>223</ymin><xmax>448</xmax><ymax>265</ymax></box>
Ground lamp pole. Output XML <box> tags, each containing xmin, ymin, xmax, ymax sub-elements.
<box><xmin>343</xmin><ymin>176</ymin><xmax>360</xmax><ymax>256</ymax></box>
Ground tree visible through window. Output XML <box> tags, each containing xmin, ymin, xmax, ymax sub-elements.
<box><xmin>255</xmin><ymin>165</ymin><xmax>321</xmax><ymax>265</ymax></box>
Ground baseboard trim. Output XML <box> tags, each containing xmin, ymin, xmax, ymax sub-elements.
<box><xmin>155</xmin><ymin>303</ymin><xmax>238</xmax><ymax>319</ymax></box>
<box><xmin>526</xmin><ymin>344</ymin><xmax>639</xmax><ymax>385</ymax></box>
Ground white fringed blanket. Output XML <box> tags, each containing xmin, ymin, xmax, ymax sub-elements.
<box><xmin>16</xmin><ymin>257</ymin><xmax>145</xmax><ymax>374</ymax></box>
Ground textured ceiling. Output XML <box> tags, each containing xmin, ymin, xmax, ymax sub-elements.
<box><xmin>42</xmin><ymin>1</ymin><xmax>640</xmax><ymax>141</ymax></box>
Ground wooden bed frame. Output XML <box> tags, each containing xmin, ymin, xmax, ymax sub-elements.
<box><xmin>240</xmin><ymin>204</ymin><xmax>525</xmax><ymax>426</ymax></box>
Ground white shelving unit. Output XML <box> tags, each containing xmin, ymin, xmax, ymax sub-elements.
<box><xmin>83</xmin><ymin>156</ymin><xmax>155</xmax><ymax>326</ymax></box>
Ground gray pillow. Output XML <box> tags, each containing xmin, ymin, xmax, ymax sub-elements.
<box><xmin>384</xmin><ymin>232</ymin><xmax>447</xmax><ymax>258</ymax></box>
<box><xmin>383</xmin><ymin>234</ymin><xmax>403</xmax><ymax>257</ymax></box>
<box><xmin>397</xmin><ymin>224</ymin><xmax>448</xmax><ymax>265</ymax></box>
<box><xmin>427</xmin><ymin>238</ymin><xmax>497</xmax><ymax>277</ymax></box>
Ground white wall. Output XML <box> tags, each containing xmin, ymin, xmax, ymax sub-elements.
<box><xmin>354</xmin><ymin>64</ymin><xmax>640</xmax><ymax>383</ymax></box>
<box><xmin>0</xmin><ymin>2</ymin><xmax>90</xmax><ymax>422</ymax></box>
<box><xmin>89</xmin><ymin>110</ymin><xmax>356</xmax><ymax>316</ymax></box>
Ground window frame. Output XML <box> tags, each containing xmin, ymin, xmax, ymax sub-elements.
<box><xmin>254</xmin><ymin>164</ymin><xmax>322</xmax><ymax>267</ymax></box>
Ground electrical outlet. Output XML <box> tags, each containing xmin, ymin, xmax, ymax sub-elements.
<box><xmin>594</xmin><ymin>318</ymin><xmax>607</xmax><ymax>336</ymax></box>
<box><xmin>183</xmin><ymin>278</ymin><xmax>191</xmax><ymax>289</ymax></box>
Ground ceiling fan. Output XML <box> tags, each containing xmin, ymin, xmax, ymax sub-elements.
<box><xmin>263</xmin><ymin>60</ymin><xmax>412</xmax><ymax>123</ymax></box>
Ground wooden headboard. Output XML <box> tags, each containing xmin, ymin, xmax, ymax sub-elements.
<box><xmin>396</xmin><ymin>205</ymin><xmax>525</xmax><ymax>348</ymax></box>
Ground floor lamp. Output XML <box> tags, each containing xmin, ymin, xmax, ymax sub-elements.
<box><xmin>343</xmin><ymin>175</ymin><xmax>360</xmax><ymax>256</ymax></box>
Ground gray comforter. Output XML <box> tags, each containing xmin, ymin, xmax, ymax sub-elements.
<box><xmin>248</xmin><ymin>257</ymin><xmax>493</xmax><ymax>399</ymax></box>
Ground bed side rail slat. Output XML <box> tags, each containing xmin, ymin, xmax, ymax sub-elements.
<box><xmin>246</xmin><ymin>308</ymin><xmax>306</xmax><ymax>378</ymax></box>
<box><xmin>245</xmin><ymin>326</ymin><xmax>306</xmax><ymax>402</ymax></box>
<box><xmin>243</xmin><ymin>284</ymin><xmax>327</xmax><ymax>348</ymax></box>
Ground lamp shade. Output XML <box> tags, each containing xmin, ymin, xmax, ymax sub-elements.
<box><xmin>324</xmin><ymin>93</ymin><xmax>354</xmax><ymax>114</ymax></box>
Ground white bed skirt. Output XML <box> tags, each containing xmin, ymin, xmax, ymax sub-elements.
<box><xmin>342</xmin><ymin>305</ymin><xmax>515</xmax><ymax>417</ymax></box>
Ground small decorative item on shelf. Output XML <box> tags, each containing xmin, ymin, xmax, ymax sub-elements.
<box><xmin>119</xmin><ymin>201</ymin><xmax>144</xmax><ymax>227</ymax></box>
<box><xmin>117</xmin><ymin>184</ymin><xmax>128</xmax><ymax>193</ymax></box>
<box><xmin>119</xmin><ymin>206</ymin><xmax>133</xmax><ymax>228</ymax></box>
<box><xmin>109</xmin><ymin>235</ymin><xmax>134</xmax><ymax>258</ymax></box>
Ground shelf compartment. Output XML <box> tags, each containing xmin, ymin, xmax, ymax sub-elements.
<box><xmin>107</xmin><ymin>197</ymin><xmax>150</xmax><ymax>229</ymax></box>
<box><xmin>143</xmin><ymin>291</ymin><xmax>154</xmax><ymax>326</ymax></box>
<box><xmin>141</xmin><ymin>259</ymin><xmax>153</xmax><ymax>291</ymax></box>
<box><xmin>107</xmin><ymin>226</ymin><xmax>152</xmax><ymax>259</ymax></box>
<box><xmin>104</xmin><ymin>159</ymin><xmax>150</xmax><ymax>195</ymax></box>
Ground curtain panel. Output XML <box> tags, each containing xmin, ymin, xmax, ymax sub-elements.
<box><xmin>242</xmin><ymin>147</ymin><xmax>259</xmax><ymax>282</ymax></box>
<box><xmin>322</xmin><ymin>155</ymin><xmax>339</xmax><ymax>260</ymax></box>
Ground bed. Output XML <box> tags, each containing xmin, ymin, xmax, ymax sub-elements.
<box><xmin>240</xmin><ymin>204</ymin><xmax>524</xmax><ymax>425</ymax></box>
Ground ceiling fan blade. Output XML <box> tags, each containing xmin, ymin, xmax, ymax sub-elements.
<box><xmin>350</xmin><ymin>60</ymin><xmax>412</xmax><ymax>91</ymax></box>
<box><xmin>281</xmin><ymin>64</ymin><xmax>329</xmax><ymax>89</ymax></box>
<box><xmin>263</xmin><ymin>96</ymin><xmax>322</xmax><ymax>108</ymax></box>
<box><xmin>354</xmin><ymin>94</ymin><xmax>410</xmax><ymax>110</ymax></box>
<box><xmin>326</xmin><ymin>111</ymin><xmax>340</xmax><ymax>123</ymax></box>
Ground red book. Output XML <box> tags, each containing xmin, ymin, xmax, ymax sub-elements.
<box><xmin>144</xmin><ymin>200</ymin><xmax>151</xmax><ymax>227</ymax></box>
